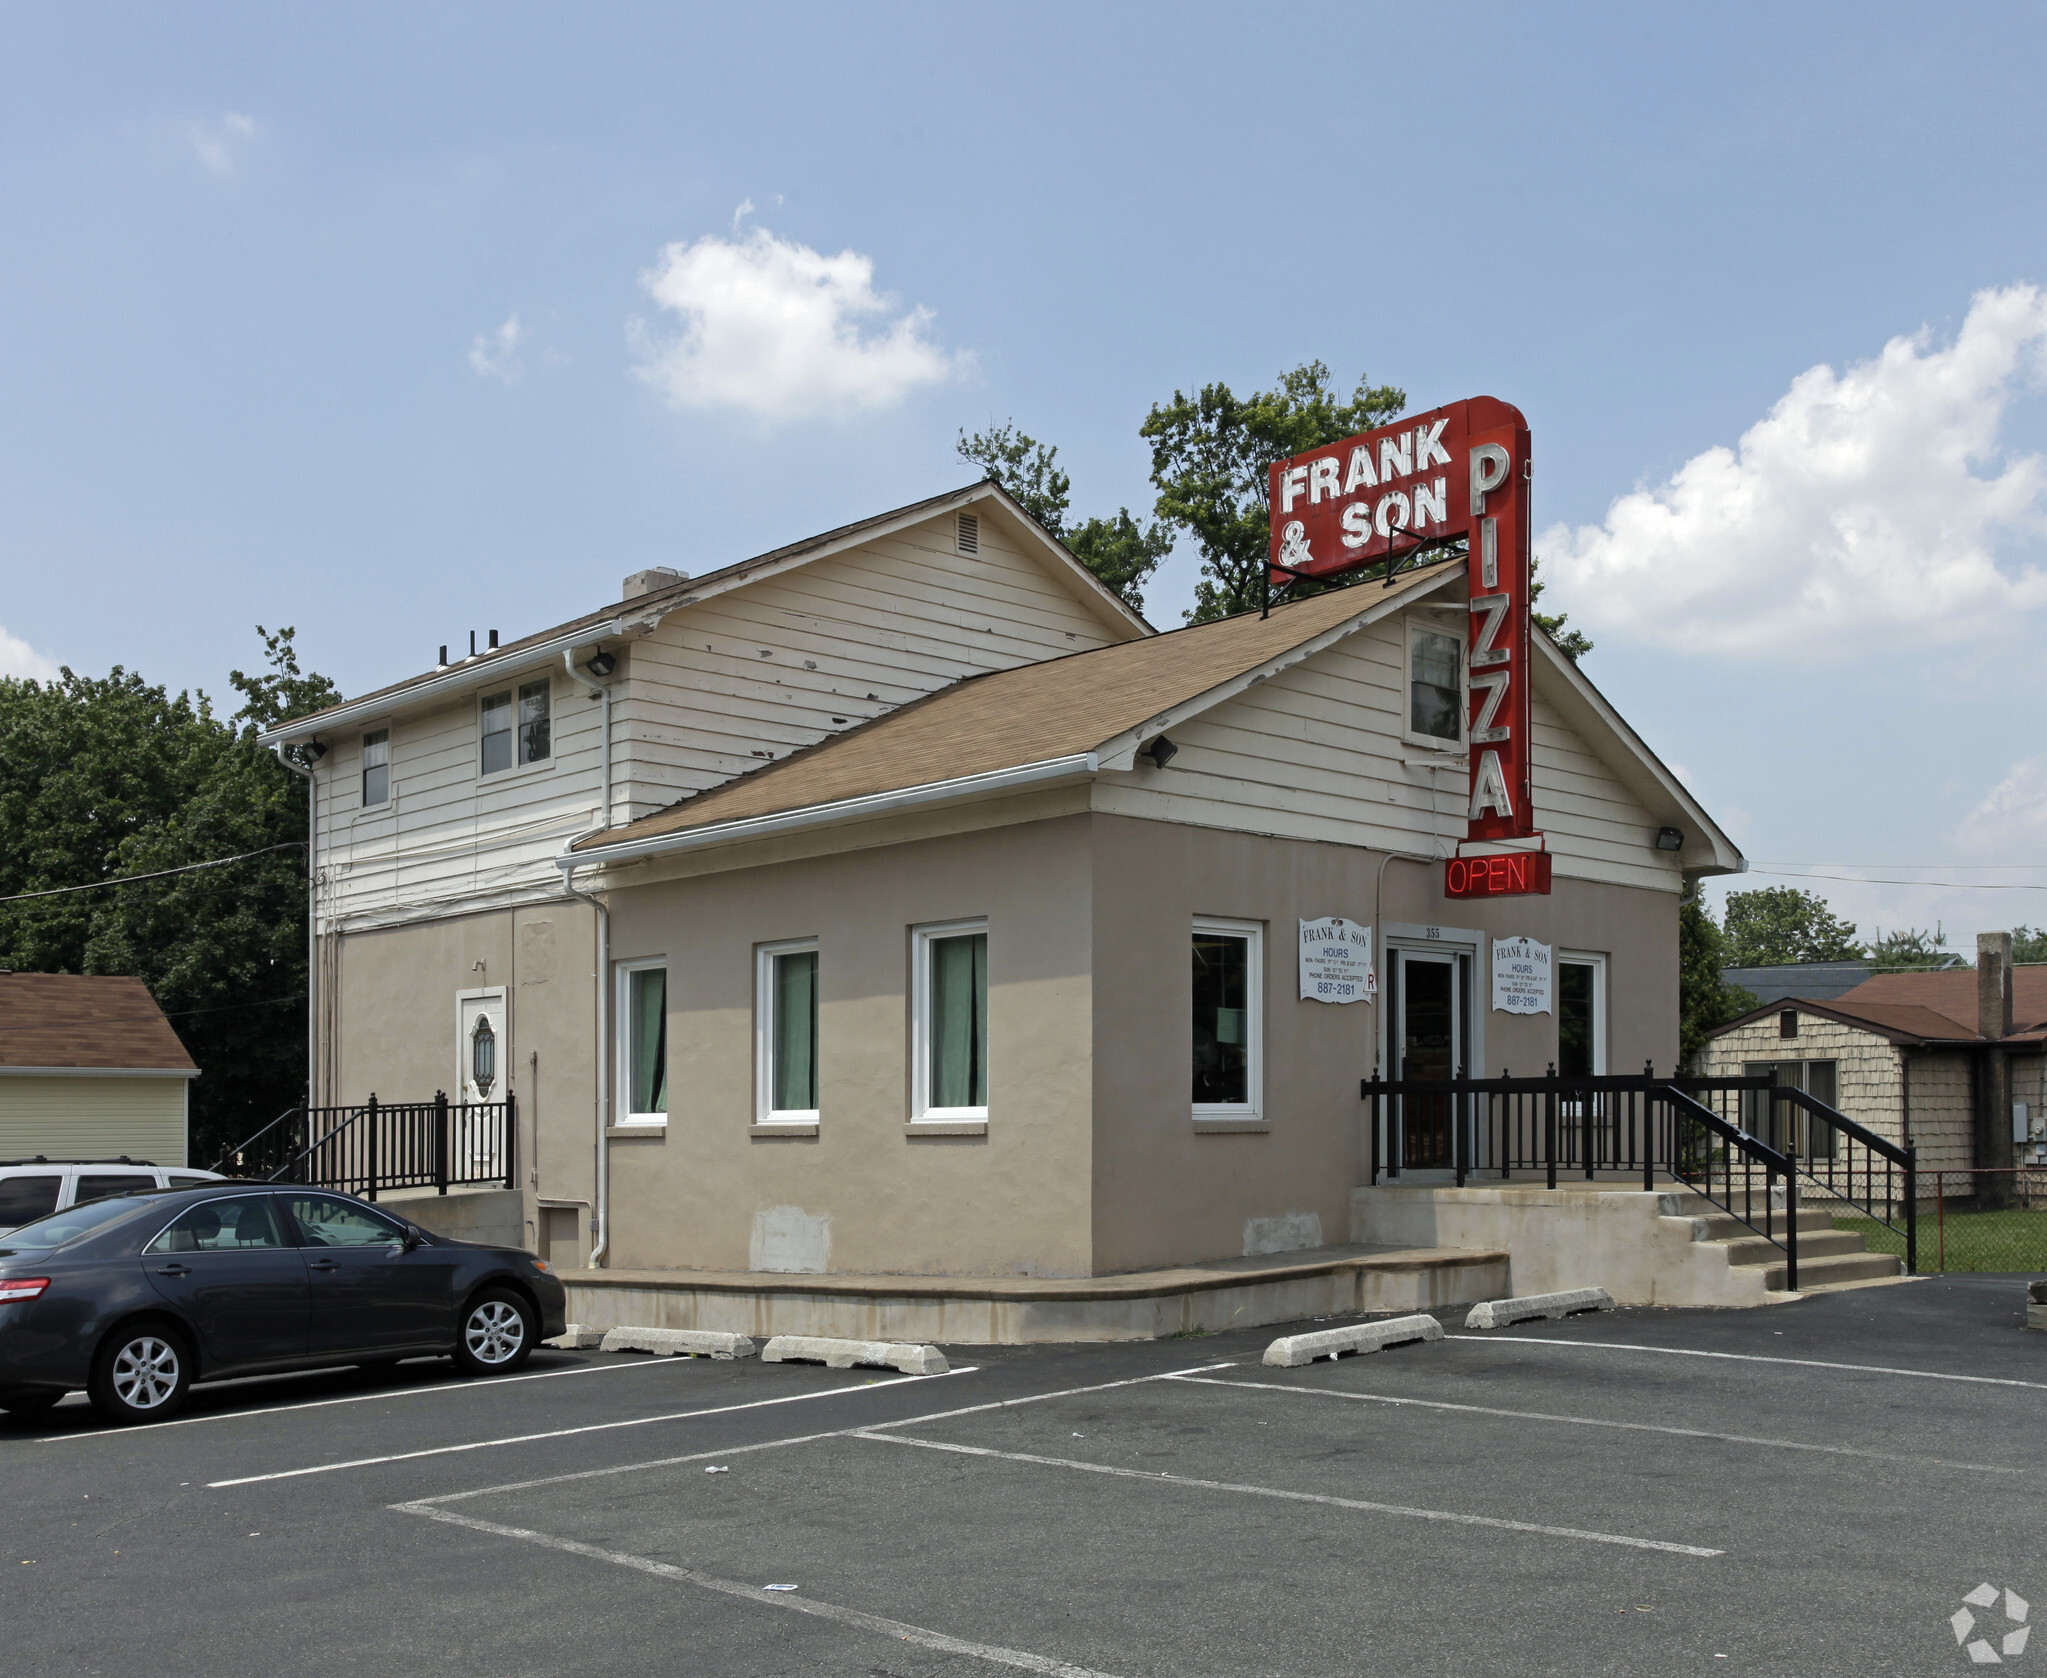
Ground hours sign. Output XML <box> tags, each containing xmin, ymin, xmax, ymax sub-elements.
<box><xmin>1299</xmin><ymin>918</ymin><xmax>1375</xmax><ymax>1004</ymax></box>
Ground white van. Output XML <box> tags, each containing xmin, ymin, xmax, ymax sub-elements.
<box><xmin>0</xmin><ymin>1158</ymin><xmax>224</xmax><ymax>1237</ymax></box>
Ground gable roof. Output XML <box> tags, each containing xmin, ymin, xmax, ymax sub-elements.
<box><xmin>1707</xmin><ymin>994</ymin><xmax>1981</xmax><ymax>1047</ymax></box>
<box><xmin>258</xmin><ymin>481</ymin><xmax>1150</xmax><ymax>747</ymax></box>
<box><xmin>0</xmin><ymin>975</ymin><xmax>199</xmax><ymax>1074</ymax></box>
<box><xmin>1835</xmin><ymin>966</ymin><xmax>2047</xmax><ymax>1037</ymax></box>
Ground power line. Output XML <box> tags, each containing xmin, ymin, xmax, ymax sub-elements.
<box><xmin>0</xmin><ymin>842</ymin><xmax>304</xmax><ymax>906</ymax></box>
<box><xmin>1743</xmin><ymin>869</ymin><xmax>2047</xmax><ymax>891</ymax></box>
<box><xmin>0</xmin><ymin>992</ymin><xmax>307</xmax><ymax>1029</ymax></box>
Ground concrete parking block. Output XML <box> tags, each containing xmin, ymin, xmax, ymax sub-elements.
<box><xmin>1463</xmin><ymin>1288</ymin><xmax>1616</xmax><ymax>1330</ymax></box>
<box><xmin>544</xmin><ymin>1325</ymin><xmax>609</xmax><ymax>1349</ymax></box>
<box><xmin>759</xmin><ymin>1335</ymin><xmax>948</xmax><ymax>1374</ymax></box>
<box><xmin>1261</xmin><ymin>1313</ymin><xmax>1443</xmax><ymax>1367</ymax></box>
<box><xmin>599</xmin><ymin>1326</ymin><xmax>757</xmax><ymax>1360</ymax></box>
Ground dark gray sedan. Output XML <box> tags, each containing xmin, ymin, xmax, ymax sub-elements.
<box><xmin>0</xmin><ymin>1182</ymin><xmax>567</xmax><ymax>1423</ymax></box>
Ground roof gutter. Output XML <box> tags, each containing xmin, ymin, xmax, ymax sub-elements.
<box><xmin>257</xmin><ymin>622</ymin><xmax>623</xmax><ymax>747</ymax></box>
<box><xmin>562</xmin><ymin>752</ymin><xmax>1101</xmax><ymax>872</ymax></box>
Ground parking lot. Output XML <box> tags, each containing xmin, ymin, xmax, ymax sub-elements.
<box><xmin>5</xmin><ymin>1275</ymin><xmax>2043</xmax><ymax>1677</ymax></box>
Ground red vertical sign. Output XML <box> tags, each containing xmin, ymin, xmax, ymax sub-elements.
<box><xmin>1266</xmin><ymin>396</ymin><xmax>1535</xmax><ymax>845</ymax></box>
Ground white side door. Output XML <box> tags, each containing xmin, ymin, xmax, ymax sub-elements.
<box><xmin>455</xmin><ymin>989</ymin><xmax>508</xmax><ymax>1181</ymax></box>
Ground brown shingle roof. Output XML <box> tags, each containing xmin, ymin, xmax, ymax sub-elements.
<box><xmin>1835</xmin><ymin>966</ymin><xmax>2047</xmax><ymax>1036</ymax></box>
<box><xmin>576</xmin><ymin>561</ymin><xmax>1460</xmax><ymax>852</ymax></box>
<box><xmin>0</xmin><ymin>975</ymin><xmax>197</xmax><ymax>1072</ymax></box>
<box><xmin>1709</xmin><ymin>994</ymin><xmax>1984</xmax><ymax>1046</ymax></box>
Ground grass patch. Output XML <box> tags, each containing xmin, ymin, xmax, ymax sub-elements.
<box><xmin>1834</xmin><ymin>1209</ymin><xmax>2047</xmax><ymax>1274</ymax></box>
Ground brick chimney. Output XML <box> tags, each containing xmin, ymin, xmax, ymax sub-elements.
<box><xmin>1979</xmin><ymin>930</ymin><xmax>2013</xmax><ymax>1041</ymax></box>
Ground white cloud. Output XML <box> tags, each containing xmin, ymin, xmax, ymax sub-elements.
<box><xmin>629</xmin><ymin>224</ymin><xmax>966</xmax><ymax>423</ymax></box>
<box><xmin>0</xmin><ymin>623</ymin><xmax>59</xmax><ymax>682</ymax></box>
<box><xmin>468</xmin><ymin>314</ymin><xmax>527</xmax><ymax>384</ymax></box>
<box><xmin>188</xmin><ymin>111</ymin><xmax>259</xmax><ymax>177</ymax></box>
<box><xmin>1957</xmin><ymin>756</ymin><xmax>2047</xmax><ymax>856</ymax></box>
<box><xmin>1541</xmin><ymin>284</ymin><xmax>2047</xmax><ymax>655</ymax></box>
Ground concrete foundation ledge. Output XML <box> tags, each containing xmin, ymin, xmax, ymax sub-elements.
<box><xmin>600</xmin><ymin>1326</ymin><xmax>756</xmax><ymax>1360</ymax></box>
<box><xmin>761</xmin><ymin>1336</ymin><xmax>948</xmax><ymax>1375</ymax></box>
<box><xmin>1262</xmin><ymin>1314</ymin><xmax>1443</xmax><ymax>1368</ymax></box>
<box><xmin>1464</xmin><ymin>1287</ymin><xmax>1615</xmax><ymax>1330</ymax></box>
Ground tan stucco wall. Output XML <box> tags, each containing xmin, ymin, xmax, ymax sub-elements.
<box><xmin>0</xmin><ymin>1075</ymin><xmax>189</xmax><ymax>1164</ymax></box>
<box><xmin>1086</xmin><ymin>815</ymin><xmax>1681</xmax><ymax>1276</ymax></box>
<box><xmin>601</xmin><ymin>814</ymin><xmax>1096</xmax><ymax>1279</ymax></box>
<box><xmin>328</xmin><ymin>898</ymin><xmax>599</xmax><ymax>1230</ymax></box>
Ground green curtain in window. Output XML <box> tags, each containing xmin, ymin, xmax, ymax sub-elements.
<box><xmin>929</xmin><ymin>933</ymin><xmax>987</xmax><ymax>1109</ymax></box>
<box><xmin>772</xmin><ymin>951</ymin><xmax>818</xmax><ymax>1112</ymax></box>
<box><xmin>630</xmin><ymin>968</ymin><xmax>667</xmax><ymax>1116</ymax></box>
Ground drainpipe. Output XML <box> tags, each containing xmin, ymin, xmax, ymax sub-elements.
<box><xmin>1372</xmin><ymin>850</ymin><xmax>1439</xmax><ymax>1072</ymax></box>
<box><xmin>559</xmin><ymin>644</ymin><xmax>618</xmax><ymax>1266</ymax></box>
<box><xmin>271</xmin><ymin>743</ymin><xmax>318</xmax><ymax>1108</ymax></box>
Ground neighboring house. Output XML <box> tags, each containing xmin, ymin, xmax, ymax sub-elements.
<box><xmin>1722</xmin><ymin>959</ymin><xmax>1872</xmax><ymax>1007</ymax></box>
<box><xmin>259</xmin><ymin>480</ymin><xmax>1742</xmax><ymax>1280</ymax></box>
<box><xmin>1701</xmin><ymin>936</ymin><xmax>2046</xmax><ymax>1178</ymax></box>
<box><xmin>0</xmin><ymin>974</ymin><xmax>199</xmax><ymax>1166</ymax></box>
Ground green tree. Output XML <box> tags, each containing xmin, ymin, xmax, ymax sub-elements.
<box><xmin>1680</xmin><ymin>881</ymin><xmax>1756</xmax><ymax>1068</ymax></box>
<box><xmin>1141</xmin><ymin>362</ymin><xmax>1407</xmax><ymax>623</ymax></box>
<box><xmin>958</xmin><ymin>423</ymin><xmax>1173</xmax><ymax>613</ymax></box>
<box><xmin>1866</xmin><ymin>925</ymin><xmax>1956</xmax><ymax>971</ymax></box>
<box><xmin>1721</xmin><ymin>886</ymin><xmax>1861</xmax><ymax>967</ymax></box>
<box><xmin>2011</xmin><ymin>926</ymin><xmax>2047</xmax><ymax>964</ymax></box>
<box><xmin>0</xmin><ymin>628</ymin><xmax>339</xmax><ymax>1165</ymax></box>
<box><xmin>1530</xmin><ymin>555</ymin><xmax>1592</xmax><ymax>660</ymax></box>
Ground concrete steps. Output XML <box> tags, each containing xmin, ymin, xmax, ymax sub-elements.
<box><xmin>1665</xmin><ymin>1190</ymin><xmax>1906</xmax><ymax>1295</ymax></box>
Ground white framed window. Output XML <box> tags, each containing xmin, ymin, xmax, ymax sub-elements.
<box><xmin>755</xmin><ymin>938</ymin><xmax>819</xmax><ymax>1124</ymax></box>
<box><xmin>1557</xmin><ymin>951</ymin><xmax>1607</xmax><ymax>1079</ymax></box>
<box><xmin>480</xmin><ymin>677</ymin><xmax>552</xmax><ymax>777</ymax></box>
<box><xmin>1403</xmin><ymin>615</ymin><xmax>1465</xmax><ymax>751</ymax></box>
<box><xmin>614</xmin><ymin>958</ymin><xmax>668</xmax><ymax>1125</ymax></box>
<box><xmin>361</xmin><ymin>727</ymin><xmax>390</xmax><ymax>808</ymax></box>
<box><xmin>1193</xmin><ymin>916</ymin><xmax>1263</xmax><ymax>1119</ymax></box>
<box><xmin>911</xmin><ymin>919</ymin><xmax>988</xmax><ymax>1121</ymax></box>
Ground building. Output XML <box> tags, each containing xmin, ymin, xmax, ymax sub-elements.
<box><xmin>257</xmin><ymin>476</ymin><xmax>1743</xmax><ymax>1300</ymax></box>
<box><xmin>0</xmin><ymin>974</ymin><xmax>199</xmax><ymax>1165</ymax></box>
<box><xmin>1721</xmin><ymin>958</ymin><xmax>1873</xmax><ymax>1008</ymax></box>
<box><xmin>1701</xmin><ymin>935</ymin><xmax>2046</xmax><ymax>1179</ymax></box>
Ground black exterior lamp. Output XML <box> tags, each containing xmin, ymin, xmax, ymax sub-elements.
<box><xmin>1654</xmin><ymin>826</ymin><xmax>1685</xmax><ymax>852</ymax></box>
<box><xmin>585</xmin><ymin>650</ymin><xmax>618</xmax><ymax>679</ymax></box>
<box><xmin>1144</xmin><ymin>735</ymin><xmax>1179</xmax><ymax>768</ymax></box>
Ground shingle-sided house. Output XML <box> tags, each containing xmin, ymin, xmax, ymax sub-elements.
<box><xmin>0</xmin><ymin>974</ymin><xmax>199</xmax><ymax>1165</ymax></box>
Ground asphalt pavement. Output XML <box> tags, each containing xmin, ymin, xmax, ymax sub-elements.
<box><xmin>5</xmin><ymin>1274</ymin><xmax>2043</xmax><ymax>1677</ymax></box>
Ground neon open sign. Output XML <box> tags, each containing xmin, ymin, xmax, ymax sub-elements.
<box><xmin>1443</xmin><ymin>851</ymin><xmax>1553</xmax><ymax>899</ymax></box>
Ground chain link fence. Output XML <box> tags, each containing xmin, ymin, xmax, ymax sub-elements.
<box><xmin>1832</xmin><ymin>1170</ymin><xmax>2047</xmax><ymax>1274</ymax></box>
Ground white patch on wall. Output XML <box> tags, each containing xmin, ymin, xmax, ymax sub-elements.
<box><xmin>517</xmin><ymin>920</ymin><xmax>555</xmax><ymax>988</ymax></box>
<box><xmin>751</xmin><ymin>1205</ymin><xmax>831</xmax><ymax>1274</ymax></box>
<box><xmin>1243</xmin><ymin>1212</ymin><xmax>1323</xmax><ymax>1257</ymax></box>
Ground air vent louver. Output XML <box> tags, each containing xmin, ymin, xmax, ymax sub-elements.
<box><xmin>957</xmin><ymin>512</ymin><xmax>980</xmax><ymax>555</ymax></box>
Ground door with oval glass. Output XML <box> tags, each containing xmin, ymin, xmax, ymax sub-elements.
<box><xmin>1384</xmin><ymin>946</ymin><xmax>1471</xmax><ymax>1174</ymax></box>
<box><xmin>456</xmin><ymin>988</ymin><xmax>508</xmax><ymax>1181</ymax></box>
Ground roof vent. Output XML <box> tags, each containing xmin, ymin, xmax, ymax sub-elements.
<box><xmin>956</xmin><ymin>512</ymin><xmax>979</xmax><ymax>556</ymax></box>
<box><xmin>623</xmin><ymin>566</ymin><xmax>687</xmax><ymax>600</ymax></box>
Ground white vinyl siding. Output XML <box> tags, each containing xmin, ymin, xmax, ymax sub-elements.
<box><xmin>0</xmin><ymin>1076</ymin><xmax>191</xmax><ymax>1166</ymax></box>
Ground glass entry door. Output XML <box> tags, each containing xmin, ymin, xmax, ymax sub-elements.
<box><xmin>1387</xmin><ymin>948</ymin><xmax>1468</xmax><ymax>1173</ymax></box>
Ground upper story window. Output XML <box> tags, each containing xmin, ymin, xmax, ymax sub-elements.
<box><xmin>1408</xmin><ymin>623</ymin><xmax>1463</xmax><ymax>746</ymax></box>
<box><xmin>361</xmin><ymin>728</ymin><xmax>389</xmax><ymax>807</ymax></box>
<box><xmin>481</xmin><ymin>679</ymin><xmax>551</xmax><ymax>775</ymax></box>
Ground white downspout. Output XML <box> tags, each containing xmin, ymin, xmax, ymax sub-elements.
<box><xmin>272</xmin><ymin>743</ymin><xmax>318</xmax><ymax>1107</ymax></box>
<box><xmin>562</xmin><ymin>645</ymin><xmax>617</xmax><ymax>1266</ymax></box>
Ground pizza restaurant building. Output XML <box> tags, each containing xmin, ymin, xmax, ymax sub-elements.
<box><xmin>260</xmin><ymin>403</ymin><xmax>1743</xmax><ymax>1332</ymax></box>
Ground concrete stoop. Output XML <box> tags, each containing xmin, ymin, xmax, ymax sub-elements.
<box><xmin>1351</xmin><ymin>1184</ymin><xmax>1906</xmax><ymax>1308</ymax></box>
<box><xmin>562</xmin><ymin>1242</ymin><xmax>1510</xmax><ymax>1345</ymax></box>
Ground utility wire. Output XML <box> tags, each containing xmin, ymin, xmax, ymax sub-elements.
<box><xmin>0</xmin><ymin>842</ymin><xmax>304</xmax><ymax>906</ymax></box>
<box><xmin>0</xmin><ymin>993</ymin><xmax>307</xmax><ymax>1028</ymax></box>
<box><xmin>1743</xmin><ymin>868</ymin><xmax>2047</xmax><ymax>891</ymax></box>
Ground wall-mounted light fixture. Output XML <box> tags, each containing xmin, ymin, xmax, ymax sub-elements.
<box><xmin>585</xmin><ymin>650</ymin><xmax>618</xmax><ymax>679</ymax></box>
<box><xmin>303</xmin><ymin>740</ymin><xmax>328</xmax><ymax>762</ymax></box>
<box><xmin>1654</xmin><ymin>826</ymin><xmax>1685</xmax><ymax>852</ymax></box>
<box><xmin>1145</xmin><ymin>735</ymin><xmax>1179</xmax><ymax>768</ymax></box>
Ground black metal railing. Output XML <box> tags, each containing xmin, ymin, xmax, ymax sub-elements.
<box><xmin>211</xmin><ymin>1092</ymin><xmax>516</xmax><ymax>1202</ymax></box>
<box><xmin>1359</xmin><ymin>1068</ymin><xmax>1916</xmax><ymax>1292</ymax></box>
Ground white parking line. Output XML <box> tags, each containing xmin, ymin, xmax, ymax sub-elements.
<box><xmin>1162</xmin><ymin>1373</ymin><xmax>2022</xmax><ymax>1475</ymax></box>
<box><xmin>407</xmin><ymin>1362</ymin><xmax>1239</xmax><ymax>1508</ymax></box>
<box><xmin>1447</xmin><ymin>1335</ymin><xmax>2047</xmax><ymax>1392</ymax></box>
<box><xmin>396</xmin><ymin>1501</ymin><xmax>1124</xmax><ymax>1677</ymax></box>
<box><xmin>35</xmin><ymin>1353</ymin><xmax>695</xmax><ymax>1443</ymax></box>
<box><xmin>208</xmin><ymin>1368</ymin><xmax>980</xmax><ymax>1487</ymax></box>
<box><xmin>852</xmin><ymin>1431</ymin><xmax>1723</xmax><ymax>1557</ymax></box>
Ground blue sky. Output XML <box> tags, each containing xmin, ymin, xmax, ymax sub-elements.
<box><xmin>5</xmin><ymin>2</ymin><xmax>2047</xmax><ymax>949</ymax></box>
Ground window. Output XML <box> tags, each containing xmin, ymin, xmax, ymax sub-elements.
<box><xmin>617</xmin><ymin>960</ymin><xmax>668</xmax><ymax>1124</ymax></box>
<box><xmin>1557</xmin><ymin>953</ymin><xmax>1607</xmax><ymax>1079</ymax></box>
<box><xmin>73</xmin><ymin>1173</ymin><xmax>157</xmax><ymax>1206</ymax></box>
<box><xmin>756</xmin><ymin>940</ymin><xmax>820</xmax><ymax>1122</ymax></box>
<box><xmin>480</xmin><ymin>679</ymin><xmax>551</xmax><ymax>775</ymax></box>
<box><xmin>1408</xmin><ymin>623</ymin><xmax>1463</xmax><ymax>745</ymax></box>
<box><xmin>0</xmin><ymin>1174</ymin><xmax>61</xmax><ymax>1228</ymax></box>
<box><xmin>912</xmin><ymin>920</ymin><xmax>988</xmax><ymax>1120</ymax></box>
<box><xmin>1742</xmin><ymin>1060</ymin><xmax>1840</xmax><ymax>1160</ymax></box>
<box><xmin>1779</xmin><ymin>1010</ymin><xmax>1799</xmax><ymax>1039</ymax></box>
<box><xmin>146</xmin><ymin>1195</ymin><xmax>286</xmax><ymax>1253</ymax></box>
<box><xmin>361</xmin><ymin>728</ymin><xmax>389</xmax><ymax>807</ymax></box>
<box><xmin>1193</xmin><ymin>917</ymin><xmax>1263</xmax><ymax>1117</ymax></box>
<box><xmin>283</xmin><ymin>1195</ymin><xmax>407</xmax><ymax>1247</ymax></box>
